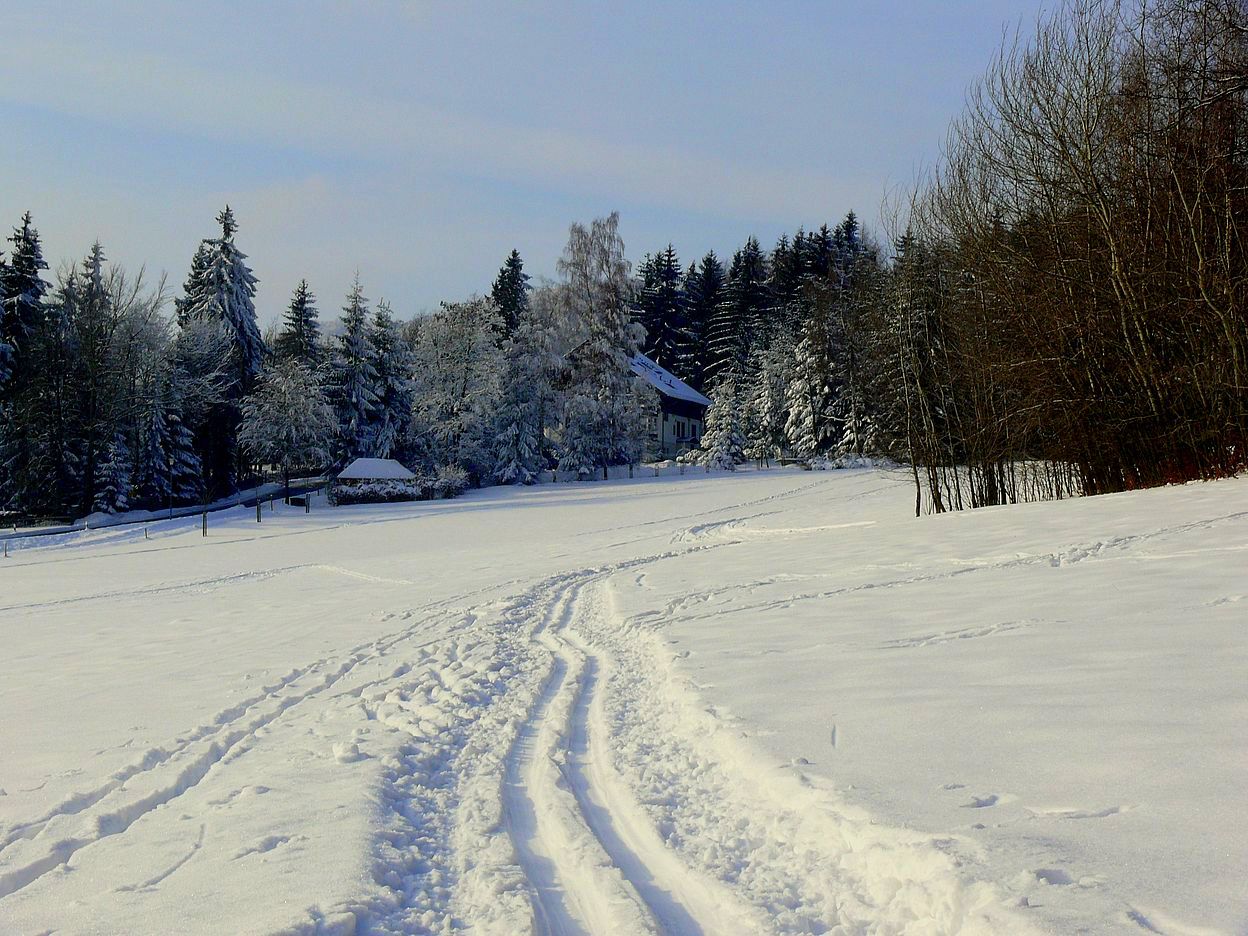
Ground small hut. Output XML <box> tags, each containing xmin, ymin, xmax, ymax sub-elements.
<box><xmin>333</xmin><ymin>458</ymin><xmax>423</xmax><ymax>504</ymax></box>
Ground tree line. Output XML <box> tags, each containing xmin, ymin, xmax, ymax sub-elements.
<box><xmin>891</xmin><ymin>0</ymin><xmax>1247</xmax><ymax>510</ymax></box>
<box><xmin>2</xmin><ymin>0</ymin><xmax>1242</xmax><ymax>520</ymax></box>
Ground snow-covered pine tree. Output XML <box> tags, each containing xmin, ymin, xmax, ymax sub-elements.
<box><xmin>174</xmin><ymin>242</ymin><xmax>209</xmax><ymax>329</ymax></box>
<box><xmin>330</xmin><ymin>276</ymin><xmax>381</xmax><ymax>464</ymax></box>
<box><xmin>167</xmin><ymin>408</ymin><xmax>204</xmax><ymax>505</ymax></box>
<box><xmin>0</xmin><ymin>214</ymin><xmax>51</xmax><ymax>514</ymax></box>
<box><xmin>636</xmin><ymin>244</ymin><xmax>689</xmax><ymax>377</ymax></box>
<box><xmin>784</xmin><ymin>328</ymin><xmax>835</xmax><ymax>459</ymax></box>
<box><xmin>744</xmin><ymin>349</ymin><xmax>789</xmax><ymax>466</ymax></box>
<box><xmin>181</xmin><ymin>207</ymin><xmax>263</xmax><ymax>393</ymax></box>
<box><xmin>369</xmin><ymin>299</ymin><xmax>415</xmax><ymax>460</ymax></box>
<box><xmin>132</xmin><ymin>396</ymin><xmax>173</xmax><ymax>510</ymax></box>
<box><xmin>680</xmin><ymin>252</ymin><xmax>724</xmax><ymax>392</ymax></box>
<box><xmin>27</xmin><ymin>273</ymin><xmax>84</xmax><ymax>511</ymax></box>
<box><xmin>71</xmin><ymin>243</ymin><xmax>124</xmax><ymax>515</ymax></box>
<box><xmin>556</xmin><ymin>213</ymin><xmax>647</xmax><ymax>479</ymax></box>
<box><xmin>705</xmin><ymin>239</ymin><xmax>769</xmax><ymax>387</ymax></box>
<box><xmin>0</xmin><ymin>252</ymin><xmax>10</xmax><ymax>388</ymax></box>
<box><xmin>274</xmin><ymin>279</ymin><xmax>321</xmax><ymax>366</ymax></box>
<box><xmin>493</xmin><ymin>295</ymin><xmax>553</xmax><ymax>485</ymax></box>
<box><xmin>699</xmin><ymin>378</ymin><xmax>747</xmax><ymax>470</ymax></box>
<box><xmin>0</xmin><ymin>212</ymin><xmax>49</xmax><ymax>381</ymax></box>
<box><xmin>491</xmin><ymin>249</ymin><xmax>530</xmax><ymax>337</ymax></box>
<box><xmin>177</xmin><ymin>207</ymin><xmax>263</xmax><ymax>494</ymax></box>
<box><xmin>92</xmin><ymin>432</ymin><xmax>131</xmax><ymax>515</ymax></box>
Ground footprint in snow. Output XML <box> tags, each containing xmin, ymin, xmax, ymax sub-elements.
<box><xmin>963</xmin><ymin>792</ymin><xmax>1014</xmax><ymax>808</ymax></box>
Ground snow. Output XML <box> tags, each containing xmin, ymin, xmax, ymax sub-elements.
<box><xmin>631</xmin><ymin>353</ymin><xmax>712</xmax><ymax>407</ymax></box>
<box><xmin>336</xmin><ymin>457</ymin><xmax>416</xmax><ymax>481</ymax></box>
<box><xmin>0</xmin><ymin>469</ymin><xmax>1244</xmax><ymax>935</ymax></box>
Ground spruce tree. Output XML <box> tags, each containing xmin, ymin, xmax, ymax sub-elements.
<box><xmin>636</xmin><ymin>244</ymin><xmax>689</xmax><ymax>376</ymax></box>
<box><xmin>705</xmin><ymin>241</ymin><xmax>768</xmax><ymax>388</ymax></box>
<box><xmin>493</xmin><ymin>294</ymin><xmax>554</xmax><ymax>485</ymax></box>
<box><xmin>275</xmin><ymin>279</ymin><xmax>321</xmax><ymax>365</ymax></box>
<box><xmin>681</xmin><ymin>252</ymin><xmax>724</xmax><ymax>392</ymax></box>
<box><xmin>369</xmin><ymin>299</ymin><xmax>414</xmax><ymax>460</ymax></box>
<box><xmin>0</xmin><ymin>213</ymin><xmax>50</xmax><ymax>514</ymax></box>
<box><xmin>744</xmin><ymin>349</ymin><xmax>789</xmax><ymax>466</ymax></box>
<box><xmin>331</xmin><ymin>276</ymin><xmax>381</xmax><ymax>463</ymax></box>
<box><xmin>92</xmin><ymin>432</ymin><xmax>131</xmax><ymax>515</ymax></box>
<box><xmin>178</xmin><ymin>207</ymin><xmax>264</xmax><ymax>494</ymax></box>
<box><xmin>491</xmin><ymin>249</ymin><xmax>530</xmax><ymax>337</ymax></box>
<box><xmin>699</xmin><ymin>379</ymin><xmax>747</xmax><ymax>470</ymax></box>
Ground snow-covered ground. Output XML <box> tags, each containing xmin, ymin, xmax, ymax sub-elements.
<box><xmin>0</xmin><ymin>469</ymin><xmax>1243</xmax><ymax>935</ymax></box>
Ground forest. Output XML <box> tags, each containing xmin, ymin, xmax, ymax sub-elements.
<box><xmin>1</xmin><ymin>0</ymin><xmax>1244</xmax><ymax>521</ymax></box>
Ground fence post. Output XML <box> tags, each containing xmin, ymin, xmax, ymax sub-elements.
<box><xmin>202</xmin><ymin>512</ymin><xmax>207</xmax><ymax>537</ymax></box>
<box><xmin>256</xmin><ymin>500</ymin><xmax>262</xmax><ymax>523</ymax></box>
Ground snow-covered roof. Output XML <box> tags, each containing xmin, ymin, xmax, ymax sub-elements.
<box><xmin>630</xmin><ymin>354</ymin><xmax>712</xmax><ymax>407</ymax></box>
<box><xmin>337</xmin><ymin>457</ymin><xmax>417</xmax><ymax>481</ymax></box>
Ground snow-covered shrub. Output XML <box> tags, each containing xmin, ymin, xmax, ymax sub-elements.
<box><xmin>333</xmin><ymin>480</ymin><xmax>424</xmax><ymax>505</ymax></box>
<box><xmin>434</xmin><ymin>464</ymin><xmax>469</xmax><ymax>499</ymax></box>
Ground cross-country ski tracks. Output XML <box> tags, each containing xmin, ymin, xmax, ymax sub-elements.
<box><xmin>0</xmin><ymin>596</ymin><xmax>479</xmax><ymax>903</ymax></box>
<box><xmin>571</xmin><ymin>578</ymin><xmax>1038</xmax><ymax>935</ymax></box>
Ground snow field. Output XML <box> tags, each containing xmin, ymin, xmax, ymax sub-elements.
<box><xmin>1</xmin><ymin>469</ymin><xmax>1243</xmax><ymax>934</ymax></box>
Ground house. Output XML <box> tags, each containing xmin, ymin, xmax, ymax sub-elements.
<box><xmin>630</xmin><ymin>353</ymin><xmax>712</xmax><ymax>458</ymax></box>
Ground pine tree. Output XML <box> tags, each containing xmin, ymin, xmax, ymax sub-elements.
<box><xmin>699</xmin><ymin>379</ymin><xmax>747</xmax><ymax>469</ymax></box>
<box><xmin>491</xmin><ymin>249</ymin><xmax>530</xmax><ymax>337</ymax></box>
<box><xmin>636</xmin><ymin>244</ymin><xmax>689</xmax><ymax>376</ymax></box>
<box><xmin>92</xmin><ymin>432</ymin><xmax>131</xmax><ymax>515</ymax></box>
<box><xmin>133</xmin><ymin>397</ymin><xmax>173</xmax><ymax>509</ymax></box>
<box><xmin>743</xmin><ymin>349</ymin><xmax>788</xmax><ymax>466</ymax></box>
<box><xmin>785</xmin><ymin>330</ymin><xmax>835</xmax><ymax>458</ymax></box>
<box><xmin>0</xmin><ymin>252</ymin><xmax>10</xmax><ymax>390</ymax></box>
<box><xmin>493</xmin><ymin>297</ymin><xmax>553</xmax><ymax>485</ymax></box>
<box><xmin>369</xmin><ymin>300</ymin><xmax>414</xmax><ymax>459</ymax></box>
<box><xmin>705</xmin><ymin>238</ymin><xmax>770</xmax><ymax>388</ymax></box>
<box><xmin>178</xmin><ymin>207</ymin><xmax>263</xmax><ymax>494</ymax></box>
<box><xmin>0</xmin><ymin>212</ymin><xmax>49</xmax><ymax>380</ymax></box>
<box><xmin>681</xmin><ymin>252</ymin><xmax>724</xmax><ymax>392</ymax></box>
<box><xmin>0</xmin><ymin>213</ymin><xmax>50</xmax><ymax>513</ymax></box>
<box><xmin>167</xmin><ymin>408</ymin><xmax>204</xmax><ymax>505</ymax></box>
<box><xmin>331</xmin><ymin>276</ymin><xmax>380</xmax><ymax>463</ymax></box>
<box><xmin>274</xmin><ymin>279</ymin><xmax>321</xmax><ymax>365</ymax></box>
<box><xmin>27</xmin><ymin>275</ymin><xmax>83</xmax><ymax>511</ymax></box>
<box><xmin>182</xmin><ymin>207</ymin><xmax>263</xmax><ymax>392</ymax></box>
<box><xmin>72</xmin><ymin>243</ymin><xmax>122</xmax><ymax>514</ymax></box>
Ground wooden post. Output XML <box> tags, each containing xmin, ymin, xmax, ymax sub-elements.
<box><xmin>202</xmin><ymin>512</ymin><xmax>207</xmax><ymax>537</ymax></box>
<box><xmin>256</xmin><ymin>500</ymin><xmax>262</xmax><ymax>523</ymax></box>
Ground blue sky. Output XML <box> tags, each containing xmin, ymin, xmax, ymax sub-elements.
<box><xmin>2</xmin><ymin>1</ymin><xmax>1039</xmax><ymax>323</ymax></box>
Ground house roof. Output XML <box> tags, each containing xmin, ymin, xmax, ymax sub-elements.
<box><xmin>337</xmin><ymin>457</ymin><xmax>417</xmax><ymax>481</ymax></box>
<box><xmin>630</xmin><ymin>353</ymin><xmax>712</xmax><ymax>407</ymax></box>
